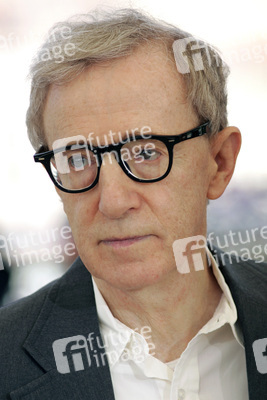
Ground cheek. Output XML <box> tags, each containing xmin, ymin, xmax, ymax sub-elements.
<box><xmin>176</xmin><ymin>150</ymin><xmax>211</xmax><ymax>196</ymax></box>
<box><xmin>153</xmin><ymin>159</ymin><xmax>210</xmax><ymax>239</ymax></box>
<box><xmin>61</xmin><ymin>194</ymin><xmax>97</xmax><ymax>241</ymax></box>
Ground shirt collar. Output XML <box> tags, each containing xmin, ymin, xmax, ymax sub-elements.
<box><xmin>205</xmin><ymin>247</ymin><xmax>244</xmax><ymax>347</ymax></box>
<box><xmin>92</xmin><ymin>247</ymin><xmax>244</xmax><ymax>369</ymax></box>
<box><xmin>92</xmin><ymin>279</ymin><xmax>150</xmax><ymax>367</ymax></box>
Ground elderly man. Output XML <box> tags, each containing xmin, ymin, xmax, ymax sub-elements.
<box><xmin>0</xmin><ymin>9</ymin><xmax>266</xmax><ymax>400</ymax></box>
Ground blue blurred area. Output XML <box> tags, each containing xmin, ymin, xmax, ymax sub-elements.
<box><xmin>207</xmin><ymin>183</ymin><xmax>267</xmax><ymax>263</ymax></box>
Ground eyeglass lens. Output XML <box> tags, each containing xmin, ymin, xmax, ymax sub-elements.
<box><xmin>50</xmin><ymin>138</ymin><xmax>170</xmax><ymax>190</ymax></box>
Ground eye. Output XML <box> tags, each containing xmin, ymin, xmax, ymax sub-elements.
<box><xmin>139</xmin><ymin>148</ymin><xmax>160</xmax><ymax>161</ymax></box>
<box><xmin>68</xmin><ymin>153</ymin><xmax>90</xmax><ymax>170</ymax></box>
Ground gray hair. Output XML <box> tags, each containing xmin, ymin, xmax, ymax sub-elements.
<box><xmin>26</xmin><ymin>8</ymin><xmax>230</xmax><ymax>151</ymax></box>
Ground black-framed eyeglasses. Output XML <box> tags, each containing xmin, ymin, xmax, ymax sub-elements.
<box><xmin>34</xmin><ymin>121</ymin><xmax>209</xmax><ymax>194</ymax></box>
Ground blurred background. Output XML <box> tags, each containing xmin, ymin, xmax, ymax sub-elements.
<box><xmin>0</xmin><ymin>0</ymin><xmax>266</xmax><ymax>305</ymax></box>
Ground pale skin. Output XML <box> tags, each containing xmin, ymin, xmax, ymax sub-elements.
<box><xmin>43</xmin><ymin>44</ymin><xmax>241</xmax><ymax>362</ymax></box>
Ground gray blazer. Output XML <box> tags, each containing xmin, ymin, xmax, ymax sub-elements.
<box><xmin>0</xmin><ymin>252</ymin><xmax>266</xmax><ymax>399</ymax></box>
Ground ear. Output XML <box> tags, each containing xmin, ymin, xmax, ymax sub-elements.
<box><xmin>207</xmin><ymin>126</ymin><xmax>241</xmax><ymax>200</ymax></box>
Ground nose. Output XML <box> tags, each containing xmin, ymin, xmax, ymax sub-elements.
<box><xmin>98</xmin><ymin>153</ymin><xmax>142</xmax><ymax>219</ymax></box>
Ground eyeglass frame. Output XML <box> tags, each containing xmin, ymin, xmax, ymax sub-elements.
<box><xmin>34</xmin><ymin>121</ymin><xmax>210</xmax><ymax>194</ymax></box>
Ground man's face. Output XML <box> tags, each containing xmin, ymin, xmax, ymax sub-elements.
<box><xmin>43</xmin><ymin>45</ymin><xmax>217</xmax><ymax>291</ymax></box>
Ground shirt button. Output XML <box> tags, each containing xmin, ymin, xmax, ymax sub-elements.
<box><xmin>178</xmin><ymin>388</ymin><xmax>185</xmax><ymax>400</ymax></box>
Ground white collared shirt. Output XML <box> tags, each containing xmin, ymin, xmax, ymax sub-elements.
<box><xmin>92</xmin><ymin>250</ymin><xmax>249</xmax><ymax>400</ymax></box>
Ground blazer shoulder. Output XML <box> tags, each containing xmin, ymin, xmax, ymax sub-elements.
<box><xmin>0</xmin><ymin>257</ymin><xmax>91</xmax><ymax>343</ymax></box>
<box><xmin>0</xmin><ymin>276</ymin><xmax>60</xmax><ymax>339</ymax></box>
<box><xmin>214</xmin><ymin>247</ymin><xmax>267</xmax><ymax>305</ymax></box>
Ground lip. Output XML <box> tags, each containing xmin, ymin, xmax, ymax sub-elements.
<box><xmin>100</xmin><ymin>235</ymin><xmax>152</xmax><ymax>248</ymax></box>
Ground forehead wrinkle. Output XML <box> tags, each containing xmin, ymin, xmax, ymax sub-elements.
<box><xmin>77</xmin><ymin>45</ymin><xmax>185</xmax><ymax>112</ymax></box>
<box><xmin>43</xmin><ymin>44</ymin><xmax>194</xmax><ymax>147</ymax></box>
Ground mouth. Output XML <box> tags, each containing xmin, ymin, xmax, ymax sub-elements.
<box><xmin>100</xmin><ymin>235</ymin><xmax>152</xmax><ymax>249</ymax></box>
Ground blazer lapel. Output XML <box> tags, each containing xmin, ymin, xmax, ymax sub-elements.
<box><xmin>9</xmin><ymin>258</ymin><xmax>115</xmax><ymax>400</ymax></box>
<box><xmin>218</xmin><ymin>250</ymin><xmax>267</xmax><ymax>400</ymax></box>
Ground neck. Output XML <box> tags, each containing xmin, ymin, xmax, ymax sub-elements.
<box><xmin>94</xmin><ymin>263</ymin><xmax>222</xmax><ymax>363</ymax></box>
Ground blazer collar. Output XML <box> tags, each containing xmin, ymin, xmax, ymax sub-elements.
<box><xmin>10</xmin><ymin>257</ymin><xmax>115</xmax><ymax>400</ymax></box>
<box><xmin>215</xmin><ymin>248</ymin><xmax>267</xmax><ymax>400</ymax></box>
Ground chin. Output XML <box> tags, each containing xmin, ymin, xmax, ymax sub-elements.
<box><xmin>82</xmin><ymin>255</ymin><xmax>171</xmax><ymax>291</ymax></box>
